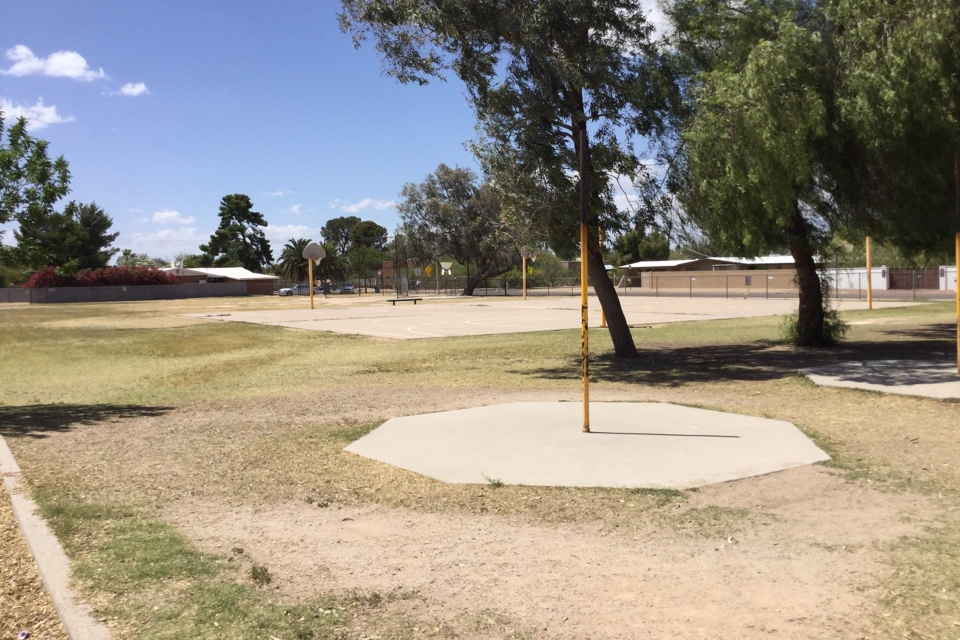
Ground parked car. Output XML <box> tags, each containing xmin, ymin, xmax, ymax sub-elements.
<box><xmin>278</xmin><ymin>283</ymin><xmax>321</xmax><ymax>296</ymax></box>
<box><xmin>339</xmin><ymin>282</ymin><xmax>356</xmax><ymax>294</ymax></box>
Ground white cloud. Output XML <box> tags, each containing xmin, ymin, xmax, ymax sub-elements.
<box><xmin>263</xmin><ymin>224</ymin><xmax>318</xmax><ymax>245</ymax></box>
<box><xmin>2</xmin><ymin>45</ymin><xmax>107</xmax><ymax>81</ymax></box>
<box><xmin>118</xmin><ymin>82</ymin><xmax>149</xmax><ymax>97</ymax></box>
<box><xmin>265</xmin><ymin>190</ymin><xmax>290</xmax><ymax>197</ymax></box>
<box><xmin>289</xmin><ymin>204</ymin><xmax>302</xmax><ymax>214</ymax></box>
<box><xmin>151</xmin><ymin>209</ymin><xmax>195</xmax><ymax>225</ymax></box>
<box><xmin>0</xmin><ymin>97</ymin><xmax>73</xmax><ymax>129</ymax></box>
<box><xmin>123</xmin><ymin>227</ymin><xmax>206</xmax><ymax>257</ymax></box>
<box><xmin>341</xmin><ymin>198</ymin><xmax>396</xmax><ymax>213</ymax></box>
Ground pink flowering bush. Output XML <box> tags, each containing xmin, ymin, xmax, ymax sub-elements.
<box><xmin>24</xmin><ymin>265</ymin><xmax>175</xmax><ymax>288</ymax></box>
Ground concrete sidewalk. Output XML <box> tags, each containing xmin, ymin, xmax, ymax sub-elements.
<box><xmin>800</xmin><ymin>359</ymin><xmax>960</xmax><ymax>399</ymax></box>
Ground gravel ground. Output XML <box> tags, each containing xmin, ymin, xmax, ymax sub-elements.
<box><xmin>1</xmin><ymin>483</ymin><xmax>68</xmax><ymax>640</ymax></box>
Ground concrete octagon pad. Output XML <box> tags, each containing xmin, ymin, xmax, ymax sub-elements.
<box><xmin>345</xmin><ymin>402</ymin><xmax>830</xmax><ymax>489</ymax></box>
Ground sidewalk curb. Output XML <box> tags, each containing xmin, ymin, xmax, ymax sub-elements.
<box><xmin>0</xmin><ymin>435</ymin><xmax>111</xmax><ymax>640</ymax></box>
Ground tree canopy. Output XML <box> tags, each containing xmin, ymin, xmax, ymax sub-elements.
<box><xmin>399</xmin><ymin>163</ymin><xmax>518</xmax><ymax>296</ymax></box>
<box><xmin>664</xmin><ymin>0</ymin><xmax>862</xmax><ymax>345</ymax></box>
<box><xmin>829</xmin><ymin>0</ymin><xmax>959</xmax><ymax>254</ymax></box>
<box><xmin>200</xmin><ymin>194</ymin><xmax>273</xmax><ymax>272</ymax></box>
<box><xmin>340</xmin><ymin>0</ymin><xmax>679</xmax><ymax>356</ymax></box>
<box><xmin>321</xmin><ymin>216</ymin><xmax>362</xmax><ymax>255</ymax></box>
<box><xmin>13</xmin><ymin>200</ymin><xmax>119</xmax><ymax>271</ymax></box>
<box><xmin>0</xmin><ymin>113</ymin><xmax>70</xmax><ymax>238</ymax></box>
<box><xmin>663</xmin><ymin>0</ymin><xmax>957</xmax><ymax>345</ymax></box>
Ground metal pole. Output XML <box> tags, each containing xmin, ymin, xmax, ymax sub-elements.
<box><xmin>579</xmin><ymin>127</ymin><xmax>590</xmax><ymax>433</ymax></box>
<box><xmin>955</xmin><ymin>149</ymin><xmax>960</xmax><ymax>373</ymax></box>
<box><xmin>308</xmin><ymin>259</ymin><xmax>314</xmax><ymax>309</ymax></box>
<box><xmin>866</xmin><ymin>236</ymin><xmax>873</xmax><ymax>310</ymax></box>
<box><xmin>522</xmin><ymin>255</ymin><xmax>527</xmax><ymax>301</ymax></box>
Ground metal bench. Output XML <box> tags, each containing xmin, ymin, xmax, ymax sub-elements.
<box><xmin>386</xmin><ymin>298</ymin><xmax>424</xmax><ymax>306</ymax></box>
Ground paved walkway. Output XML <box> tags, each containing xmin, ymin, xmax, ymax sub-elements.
<box><xmin>801</xmin><ymin>359</ymin><xmax>960</xmax><ymax>399</ymax></box>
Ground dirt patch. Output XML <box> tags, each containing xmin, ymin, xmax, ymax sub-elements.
<box><xmin>165</xmin><ymin>465</ymin><xmax>939</xmax><ymax>639</ymax></box>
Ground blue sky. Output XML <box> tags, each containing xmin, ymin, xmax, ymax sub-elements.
<box><xmin>1</xmin><ymin>1</ymin><xmax>482</xmax><ymax>261</ymax></box>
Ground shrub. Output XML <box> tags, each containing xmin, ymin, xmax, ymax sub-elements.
<box><xmin>24</xmin><ymin>265</ymin><xmax>176</xmax><ymax>288</ymax></box>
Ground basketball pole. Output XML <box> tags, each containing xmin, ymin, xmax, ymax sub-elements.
<box><xmin>579</xmin><ymin>127</ymin><xmax>590</xmax><ymax>433</ymax></box>
<box><xmin>308</xmin><ymin>259</ymin><xmax>314</xmax><ymax>310</ymax></box>
<box><xmin>865</xmin><ymin>236</ymin><xmax>873</xmax><ymax>310</ymax></box>
<box><xmin>954</xmin><ymin>150</ymin><xmax>959</xmax><ymax>373</ymax></box>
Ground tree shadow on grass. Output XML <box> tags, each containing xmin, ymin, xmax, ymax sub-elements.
<box><xmin>523</xmin><ymin>336</ymin><xmax>955</xmax><ymax>388</ymax></box>
<box><xmin>0</xmin><ymin>404</ymin><xmax>174</xmax><ymax>439</ymax></box>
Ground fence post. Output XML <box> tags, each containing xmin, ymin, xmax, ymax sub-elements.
<box><xmin>689</xmin><ymin>276</ymin><xmax>693</xmax><ymax>298</ymax></box>
<box><xmin>725</xmin><ymin>275</ymin><xmax>729</xmax><ymax>299</ymax></box>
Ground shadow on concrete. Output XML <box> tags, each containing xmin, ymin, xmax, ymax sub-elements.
<box><xmin>875</xmin><ymin>322</ymin><xmax>955</xmax><ymax>341</ymax></box>
<box><xmin>804</xmin><ymin>360</ymin><xmax>959</xmax><ymax>387</ymax></box>
<box><xmin>0</xmin><ymin>404</ymin><xmax>173</xmax><ymax>439</ymax></box>
<box><xmin>524</xmin><ymin>336</ymin><xmax>954</xmax><ymax>387</ymax></box>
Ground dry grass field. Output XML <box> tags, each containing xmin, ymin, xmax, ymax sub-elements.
<box><xmin>1</xmin><ymin>296</ymin><xmax>958</xmax><ymax>639</ymax></box>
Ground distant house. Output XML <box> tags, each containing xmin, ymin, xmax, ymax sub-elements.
<box><xmin>622</xmin><ymin>255</ymin><xmax>795</xmax><ymax>272</ymax></box>
<box><xmin>619</xmin><ymin>255</ymin><xmax>797</xmax><ymax>290</ymax></box>
<box><xmin>163</xmin><ymin>267</ymin><xmax>280</xmax><ymax>295</ymax></box>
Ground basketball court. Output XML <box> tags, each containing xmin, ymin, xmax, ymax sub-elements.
<box><xmin>186</xmin><ymin>294</ymin><xmax>911</xmax><ymax>340</ymax></box>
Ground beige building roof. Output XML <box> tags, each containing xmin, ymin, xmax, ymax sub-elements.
<box><xmin>163</xmin><ymin>267</ymin><xmax>279</xmax><ymax>281</ymax></box>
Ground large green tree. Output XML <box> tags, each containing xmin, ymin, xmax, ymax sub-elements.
<box><xmin>829</xmin><ymin>0</ymin><xmax>958</xmax><ymax>255</ymax></box>
<box><xmin>0</xmin><ymin>113</ymin><xmax>70</xmax><ymax>242</ymax></box>
<box><xmin>399</xmin><ymin>164</ymin><xmax>518</xmax><ymax>296</ymax></box>
<box><xmin>350</xmin><ymin>219</ymin><xmax>388</xmax><ymax>291</ymax></box>
<box><xmin>200</xmin><ymin>194</ymin><xmax>273</xmax><ymax>272</ymax></box>
<box><xmin>14</xmin><ymin>200</ymin><xmax>118</xmax><ymax>270</ymax></box>
<box><xmin>340</xmin><ymin>0</ymin><xmax>677</xmax><ymax>357</ymax></box>
<box><xmin>665</xmin><ymin>0</ymin><xmax>863</xmax><ymax>346</ymax></box>
<box><xmin>320</xmin><ymin>216</ymin><xmax>362</xmax><ymax>255</ymax></box>
<box><xmin>612</xmin><ymin>227</ymin><xmax>671</xmax><ymax>264</ymax></box>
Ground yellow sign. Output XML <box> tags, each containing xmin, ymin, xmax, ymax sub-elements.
<box><xmin>425</xmin><ymin>265</ymin><xmax>433</xmax><ymax>277</ymax></box>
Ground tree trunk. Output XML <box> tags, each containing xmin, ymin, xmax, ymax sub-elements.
<box><xmin>462</xmin><ymin>272</ymin><xmax>485</xmax><ymax>295</ymax></box>
<box><xmin>572</xmin><ymin>101</ymin><xmax>638</xmax><ymax>359</ymax></box>
<box><xmin>588</xmin><ymin>240</ymin><xmax>638</xmax><ymax>357</ymax></box>
<box><xmin>461</xmin><ymin>265</ymin><xmax>510</xmax><ymax>296</ymax></box>
<box><xmin>787</xmin><ymin>204</ymin><xmax>826</xmax><ymax>347</ymax></box>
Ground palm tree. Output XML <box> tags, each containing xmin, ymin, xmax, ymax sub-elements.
<box><xmin>275</xmin><ymin>238</ymin><xmax>311</xmax><ymax>283</ymax></box>
<box><xmin>314</xmin><ymin>241</ymin><xmax>348</xmax><ymax>287</ymax></box>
